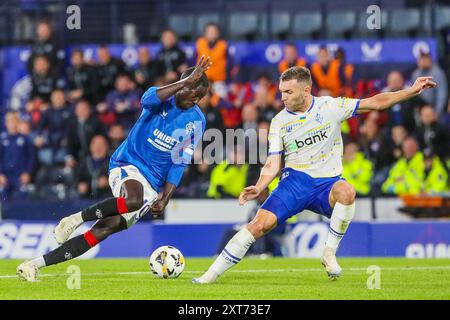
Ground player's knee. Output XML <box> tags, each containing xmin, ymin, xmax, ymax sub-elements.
<box><xmin>336</xmin><ymin>184</ymin><xmax>356</xmax><ymax>205</ymax></box>
<box><xmin>125</xmin><ymin>195</ymin><xmax>144</xmax><ymax>212</ymax></box>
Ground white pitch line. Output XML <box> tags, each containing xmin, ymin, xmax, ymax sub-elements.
<box><xmin>1</xmin><ymin>265</ymin><xmax>450</xmax><ymax>279</ymax></box>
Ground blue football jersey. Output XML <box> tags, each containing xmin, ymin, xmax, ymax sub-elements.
<box><xmin>109</xmin><ymin>87</ymin><xmax>206</xmax><ymax>192</ymax></box>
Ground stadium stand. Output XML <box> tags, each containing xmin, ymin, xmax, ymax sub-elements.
<box><xmin>0</xmin><ymin>0</ymin><xmax>448</xmax><ymax>217</ymax></box>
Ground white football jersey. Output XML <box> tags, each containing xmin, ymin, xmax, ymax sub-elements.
<box><xmin>268</xmin><ymin>96</ymin><xmax>360</xmax><ymax>178</ymax></box>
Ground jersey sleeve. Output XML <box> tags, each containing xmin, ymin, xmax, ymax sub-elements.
<box><xmin>330</xmin><ymin>97</ymin><xmax>361</xmax><ymax>122</ymax></box>
<box><xmin>140</xmin><ymin>86</ymin><xmax>162</xmax><ymax>110</ymax></box>
<box><xmin>268</xmin><ymin>117</ymin><xmax>283</xmax><ymax>155</ymax></box>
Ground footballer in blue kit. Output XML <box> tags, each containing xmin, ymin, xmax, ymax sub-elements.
<box><xmin>16</xmin><ymin>56</ymin><xmax>213</xmax><ymax>281</ymax></box>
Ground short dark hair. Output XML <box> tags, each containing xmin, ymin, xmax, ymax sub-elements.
<box><xmin>204</xmin><ymin>22</ymin><xmax>220</xmax><ymax>33</ymax></box>
<box><xmin>280</xmin><ymin>66</ymin><xmax>312</xmax><ymax>85</ymax></box>
<box><xmin>180</xmin><ymin>67</ymin><xmax>210</xmax><ymax>89</ymax></box>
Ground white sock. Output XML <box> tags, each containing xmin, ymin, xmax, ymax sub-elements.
<box><xmin>325</xmin><ymin>202</ymin><xmax>355</xmax><ymax>253</ymax></box>
<box><xmin>30</xmin><ymin>256</ymin><xmax>46</xmax><ymax>269</ymax></box>
<box><xmin>202</xmin><ymin>227</ymin><xmax>255</xmax><ymax>280</ymax></box>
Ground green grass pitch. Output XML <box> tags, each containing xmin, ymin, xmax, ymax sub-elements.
<box><xmin>1</xmin><ymin>258</ymin><xmax>450</xmax><ymax>299</ymax></box>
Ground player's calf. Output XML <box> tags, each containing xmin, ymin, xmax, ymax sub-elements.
<box><xmin>322</xmin><ymin>181</ymin><xmax>356</xmax><ymax>279</ymax></box>
<box><xmin>18</xmin><ymin>216</ymin><xmax>126</xmax><ymax>282</ymax></box>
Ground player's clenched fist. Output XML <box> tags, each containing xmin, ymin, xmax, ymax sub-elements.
<box><xmin>239</xmin><ymin>186</ymin><xmax>261</xmax><ymax>205</ymax></box>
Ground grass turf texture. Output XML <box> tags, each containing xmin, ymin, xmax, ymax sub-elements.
<box><xmin>1</xmin><ymin>258</ymin><xmax>450</xmax><ymax>299</ymax></box>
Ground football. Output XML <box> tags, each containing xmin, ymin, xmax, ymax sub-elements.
<box><xmin>149</xmin><ymin>245</ymin><xmax>185</xmax><ymax>279</ymax></box>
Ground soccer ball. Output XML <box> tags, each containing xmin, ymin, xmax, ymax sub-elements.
<box><xmin>149</xmin><ymin>245</ymin><xmax>185</xmax><ymax>279</ymax></box>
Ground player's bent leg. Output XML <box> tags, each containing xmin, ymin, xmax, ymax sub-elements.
<box><xmin>322</xmin><ymin>180</ymin><xmax>356</xmax><ymax>280</ymax></box>
<box><xmin>193</xmin><ymin>209</ymin><xmax>278</xmax><ymax>284</ymax></box>
<box><xmin>53</xmin><ymin>179</ymin><xmax>144</xmax><ymax>245</ymax></box>
<box><xmin>17</xmin><ymin>216</ymin><xmax>127</xmax><ymax>282</ymax></box>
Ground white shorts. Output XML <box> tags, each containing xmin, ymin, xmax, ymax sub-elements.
<box><xmin>108</xmin><ymin>165</ymin><xmax>158</xmax><ymax>228</ymax></box>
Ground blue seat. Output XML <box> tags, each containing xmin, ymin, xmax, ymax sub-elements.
<box><xmin>326</xmin><ymin>11</ymin><xmax>356</xmax><ymax>38</ymax></box>
<box><xmin>388</xmin><ymin>9</ymin><xmax>421</xmax><ymax>34</ymax></box>
<box><xmin>227</xmin><ymin>12</ymin><xmax>260</xmax><ymax>39</ymax></box>
<box><xmin>168</xmin><ymin>14</ymin><xmax>195</xmax><ymax>39</ymax></box>
<box><xmin>270</xmin><ymin>12</ymin><xmax>291</xmax><ymax>38</ymax></box>
<box><xmin>291</xmin><ymin>12</ymin><xmax>322</xmax><ymax>39</ymax></box>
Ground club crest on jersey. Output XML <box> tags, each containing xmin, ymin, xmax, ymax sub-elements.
<box><xmin>185</xmin><ymin>122</ymin><xmax>196</xmax><ymax>135</ymax></box>
<box><xmin>315</xmin><ymin>113</ymin><xmax>323</xmax><ymax>124</ymax></box>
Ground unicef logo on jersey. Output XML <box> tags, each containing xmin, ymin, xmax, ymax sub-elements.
<box><xmin>185</xmin><ymin>122</ymin><xmax>196</xmax><ymax>135</ymax></box>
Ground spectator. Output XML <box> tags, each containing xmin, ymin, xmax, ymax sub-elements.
<box><xmin>240</xmin><ymin>104</ymin><xmax>259</xmax><ymax>131</ymax></box>
<box><xmin>390</xmin><ymin>125</ymin><xmax>408</xmax><ymax>161</ymax></box>
<box><xmin>155</xmin><ymin>29</ymin><xmax>188</xmax><ymax>83</ymax></box>
<box><xmin>27</xmin><ymin>20</ymin><xmax>64</xmax><ymax>74</ymax></box>
<box><xmin>197</xmin><ymin>92</ymin><xmax>225</xmax><ymax>135</ymax></box>
<box><xmin>382</xmin><ymin>71</ymin><xmax>417</xmax><ymax>132</ymax></box>
<box><xmin>100</xmin><ymin>74</ymin><xmax>141</xmax><ymax>129</ymax></box>
<box><xmin>96</xmin><ymin>45</ymin><xmax>127</xmax><ymax>100</ymax></box>
<box><xmin>382</xmin><ymin>137</ymin><xmax>424</xmax><ymax>195</ymax></box>
<box><xmin>310</xmin><ymin>47</ymin><xmax>341</xmax><ymax>97</ymax></box>
<box><xmin>196</xmin><ymin>23</ymin><xmax>228</xmax><ymax>84</ymax></box>
<box><xmin>359</xmin><ymin>119</ymin><xmax>395</xmax><ymax>172</ymax></box>
<box><xmin>134</xmin><ymin>47</ymin><xmax>158</xmax><ymax>91</ymax></box>
<box><xmin>416</xmin><ymin>105</ymin><xmax>449</xmax><ymax>159</ymax></box>
<box><xmin>207</xmin><ymin>145</ymin><xmax>249</xmax><ymax>199</ymax></box>
<box><xmin>278</xmin><ymin>43</ymin><xmax>307</xmax><ymax>74</ymax></box>
<box><xmin>108</xmin><ymin>123</ymin><xmax>126</xmax><ymax>153</ymax></box>
<box><xmin>77</xmin><ymin>135</ymin><xmax>112</xmax><ymax>199</ymax></box>
<box><xmin>178</xmin><ymin>148</ymin><xmax>212</xmax><ymax>198</ymax></box>
<box><xmin>253</xmin><ymin>87</ymin><xmax>278</xmax><ymax>122</ymax></box>
<box><xmin>28</xmin><ymin>55</ymin><xmax>64</xmax><ymax>117</ymax></box>
<box><xmin>66</xmin><ymin>100</ymin><xmax>105</xmax><ymax>168</ymax></box>
<box><xmin>67</xmin><ymin>49</ymin><xmax>99</xmax><ymax>104</ymax></box>
<box><xmin>35</xmin><ymin>89</ymin><xmax>72</xmax><ymax>165</ymax></box>
<box><xmin>254</xmin><ymin>73</ymin><xmax>280</xmax><ymax>110</ymax></box>
<box><xmin>0</xmin><ymin>112</ymin><xmax>35</xmax><ymax>200</ymax></box>
<box><xmin>342</xmin><ymin>141</ymin><xmax>373</xmax><ymax>195</ymax></box>
<box><xmin>335</xmin><ymin>48</ymin><xmax>354</xmax><ymax>97</ymax></box>
<box><xmin>411</xmin><ymin>51</ymin><xmax>448</xmax><ymax>115</ymax></box>
<box><xmin>423</xmin><ymin>149</ymin><xmax>449</xmax><ymax>194</ymax></box>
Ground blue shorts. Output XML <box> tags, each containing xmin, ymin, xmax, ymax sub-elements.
<box><xmin>260</xmin><ymin>168</ymin><xmax>343</xmax><ymax>223</ymax></box>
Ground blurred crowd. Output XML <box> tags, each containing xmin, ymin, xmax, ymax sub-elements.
<box><xmin>0</xmin><ymin>20</ymin><xmax>449</xmax><ymax>201</ymax></box>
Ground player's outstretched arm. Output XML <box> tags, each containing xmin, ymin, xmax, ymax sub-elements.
<box><xmin>155</xmin><ymin>55</ymin><xmax>212</xmax><ymax>101</ymax></box>
<box><xmin>357</xmin><ymin>76</ymin><xmax>437</xmax><ymax>114</ymax></box>
<box><xmin>239</xmin><ymin>154</ymin><xmax>282</xmax><ymax>205</ymax></box>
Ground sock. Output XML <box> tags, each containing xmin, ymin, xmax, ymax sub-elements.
<box><xmin>43</xmin><ymin>231</ymin><xmax>99</xmax><ymax>266</ymax></box>
<box><xmin>325</xmin><ymin>202</ymin><xmax>355</xmax><ymax>253</ymax></box>
<box><xmin>30</xmin><ymin>256</ymin><xmax>46</xmax><ymax>269</ymax></box>
<box><xmin>204</xmin><ymin>227</ymin><xmax>255</xmax><ymax>280</ymax></box>
<box><xmin>81</xmin><ymin>197</ymin><xmax>129</xmax><ymax>221</ymax></box>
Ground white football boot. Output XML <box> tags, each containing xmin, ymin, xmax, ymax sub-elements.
<box><xmin>192</xmin><ymin>270</ymin><xmax>219</xmax><ymax>284</ymax></box>
<box><xmin>53</xmin><ymin>214</ymin><xmax>83</xmax><ymax>245</ymax></box>
<box><xmin>17</xmin><ymin>261</ymin><xmax>39</xmax><ymax>282</ymax></box>
<box><xmin>321</xmin><ymin>246</ymin><xmax>342</xmax><ymax>280</ymax></box>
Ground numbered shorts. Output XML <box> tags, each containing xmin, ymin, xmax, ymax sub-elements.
<box><xmin>260</xmin><ymin>168</ymin><xmax>343</xmax><ymax>223</ymax></box>
<box><xmin>108</xmin><ymin>165</ymin><xmax>158</xmax><ymax>228</ymax></box>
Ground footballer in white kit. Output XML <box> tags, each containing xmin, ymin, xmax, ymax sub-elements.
<box><xmin>194</xmin><ymin>66</ymin><xmax>437</xmax><ymax>284</ymax></box>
